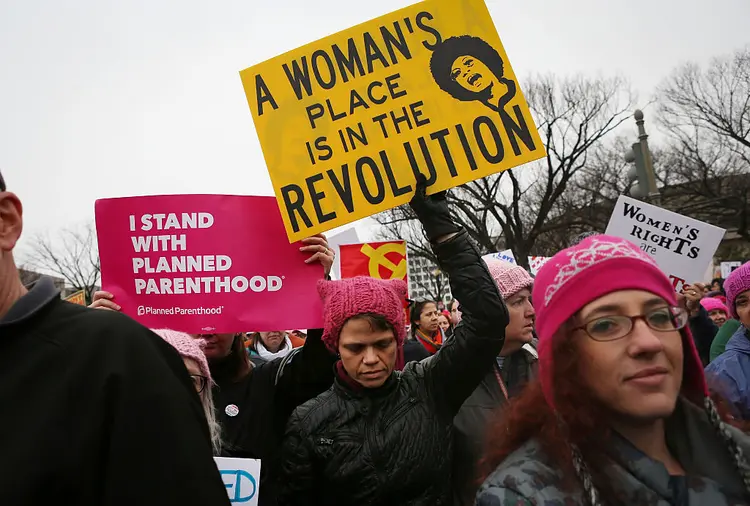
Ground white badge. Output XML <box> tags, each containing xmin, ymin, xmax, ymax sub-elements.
<box><xmin>225</xmin><ymin>404</ymin><xmax>240</xmax><ymax>417</ymax></box>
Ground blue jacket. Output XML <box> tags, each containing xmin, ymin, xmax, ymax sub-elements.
<box><xmin>705</xmin><ymin>325</ymin><xmax>750</xmax><ymax>419</ymax></box>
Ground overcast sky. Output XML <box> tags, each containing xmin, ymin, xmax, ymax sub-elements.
<box><xmin>2</xmin><ymin>0</ymin><xmax>748</xmax><ymax>258</ymax></box>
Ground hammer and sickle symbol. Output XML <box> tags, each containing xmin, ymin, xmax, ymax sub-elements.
<box><xmin>360</xmin><ymin>243</ymin><xmax>407</xmax><ymax>279</ymax></box>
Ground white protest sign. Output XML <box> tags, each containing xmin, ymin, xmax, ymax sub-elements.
<box><xmin>527</xmin><ymin>256</ymin><xmax>551</xmax><ymax>276</ymax></box>
<box><xmin>482</xmin><ymin>249</ymin><xmax>517</xmax><ymax>264</ymax></box>
<box><xmin>605</xmin><ymin>195</ymin><xmax>725</xmax><ymax>292</ymax></box>
<box><xmin>214</xmin><ymin>457</ymin><xmax>261</xmax><ymax>505</ymax></box>
<box><xmin>721</xmin><ymin>261</ymin><xmax>742</xmax><ymax>279</ymax></box>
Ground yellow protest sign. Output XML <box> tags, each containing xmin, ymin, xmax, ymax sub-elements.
<box><xmin>65</xmin><ymin>289</ymin><xmax>87</xmax><ymax>306</ymax></box>
<box><xmin>240</xmin><ymin>0</ymin><xmax>545</xmax><ymax>242</ymax></box>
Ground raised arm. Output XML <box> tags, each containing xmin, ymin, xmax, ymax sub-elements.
<box><xmin>407</xmin><ymin>176</ymin><xmax>509</xmax><ymax>415</ymax></box>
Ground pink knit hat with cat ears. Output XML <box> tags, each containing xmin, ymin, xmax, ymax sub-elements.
<box><xmin>318</xmin><ymin>276</ymin><xmax>407</xmax><ymax>368</ymax></box>
<box><xmin>483</xmin><ymin>257</ymin><xmax>534</xmax><ymax>300</ymax></box>
<box><xmin>151</xmin><ymin>329</ymin><xmax>212</xmax><ymax>384</ymax></box>
<box><xmin>532</xmin><ymin>235</ymin><xmax>708</xmax><ymax>410</ymax></box>
<box><xmin>701</xmin><ymin>297</ymin><xmax>730</xmax><ymax>316</ymax></box>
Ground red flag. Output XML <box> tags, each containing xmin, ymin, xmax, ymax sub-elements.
<box><xmin>339</xmin><ymin>241</ymin><xmax>407</xmax><ymax>281</ymax></box>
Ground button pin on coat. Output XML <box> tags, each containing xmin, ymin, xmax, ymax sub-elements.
<box><xmin>225</xmin><ymin>404</ymin><xmax>240</xmax><ymax>417</ymax></box>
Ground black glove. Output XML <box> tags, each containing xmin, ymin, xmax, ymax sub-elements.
<box><xmin>409</xmin><ymin>174</ymin><xmax>461</xmax><ymax>242</ymax></box>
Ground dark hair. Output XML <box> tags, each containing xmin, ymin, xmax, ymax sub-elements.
<box><xmin>711</xmin><ymin>278</ymin><xmax>725</xmax><ymax>293</ymax></box>
<box><xmin>0</xmin><ymin>170</ymin><xmax>5</xmax><ymax>192</ymax></box>
<box><xmin>348</xmin><ymin>313</ymin><xmax>396</xmax><ymax>335</ymax></box>
<box><xmin>410</xmin><ymin>300</ymin><xmax>438</xmax><ymax>337</ymax></box>
<box><xmin>206</xmin><ymin>333</ymin><xmax>251</xmax><ymax>383</ymax></box>
<box><xmin>430</xmin><ymin>35</ymin><xmax>508</xmax><ymax>103</ymax></box>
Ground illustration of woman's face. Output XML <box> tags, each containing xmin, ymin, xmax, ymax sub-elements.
<box><xmin>451</xmin><ymin>55</ymin><xmax>493</xmax><ymax>93</ymax></box>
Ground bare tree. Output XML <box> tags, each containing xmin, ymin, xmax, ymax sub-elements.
<box><xmin>25</xmin><ymin>223</ymin><xmax>100</xmax><ymax>303</ymax></box>
<box><xmin>658</xmin><ymin>46</ymin><xmax>750</xmax><ymax>155</ymax></box>
<box><xmin>657</xmin><ymin>46</ymin><xmax>750</xmax><ymax>243</ymax></box>
<box><xmin>376</xmin><ymin>74</ymin><xmax>634</xmax><ymax>267</ymax></box>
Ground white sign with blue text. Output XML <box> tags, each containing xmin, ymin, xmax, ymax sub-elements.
<box><xmin>214</xmin><ymin>457</ymin><xmax>261</xmax><ymax>505</ymax></box>
<box><xmin>482</xmin><ymin>249</ymin><xmax>517</xmax><ymax>264</ymax></box>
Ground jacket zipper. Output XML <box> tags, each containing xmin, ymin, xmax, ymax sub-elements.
<box><xmin>381</xmin><ymin>397</ymin><xmax>418</xmax><ymax>432</ymax></box>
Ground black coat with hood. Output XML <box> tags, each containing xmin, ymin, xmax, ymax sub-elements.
<box><xmin>277</xmin><ymin>230</ymin><xmax>508</xmax><ymax>506</ymax></box>
<box><xmin>212</xmin><ymin>328</ymin><xmax>336</xmax><ymax>506</ymax></box>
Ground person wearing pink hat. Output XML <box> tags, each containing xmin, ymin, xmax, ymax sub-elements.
<box><xmin>277</xmin><ymin>176</ymin><xmax>509</xmax><ymax>506</ymax></box>
<box><xmin>706</xmin><ymin>261</ymin><xmax>750</xmax><ymax>419</ymax></box>
<box><xmin>701</xmin><ymin>297</ymin><xmax>730</xmax><ymax>327</ymax></box>
<box><xmin>452</xmin><ymin>258</ymin><xmax>537</xmax><ymax>505</ymax></box>
<box><xmin>476</xmin><ymin>235</ymin><xmax>750</xmax><ymax>505</ymax></box>
<box><xmin>151</xmin><ymin>329</ymin><xmax>222</xmax><ymax>455</ymax></box>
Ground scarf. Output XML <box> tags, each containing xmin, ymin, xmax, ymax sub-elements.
<box><xmin>256</xmin><ymin>336</ymin><xmax>293</xmax><ymax>360</ymax></box>
<box><xmin>335</xmin><ymin>360</ymin><xmax>365</xmax><ymax>392</ymax></box>
<box><xmin>414</xmin><ymin>328</ymin><xmax>443</xmax><ymax>354</ymax></box>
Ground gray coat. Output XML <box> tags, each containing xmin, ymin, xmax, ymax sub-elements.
<box><xmin>476</xmin><ymin>398</ymin><xmax>750</xmax><ymax>505</ymax></box>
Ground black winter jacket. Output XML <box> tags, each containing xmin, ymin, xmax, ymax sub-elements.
<box><xmin>451</xmin><ymin>343</ymin><xmax>538</xmax><ymax>505</ymax></box>
<box><xmin>277</xmin><ymin>231</ymin><xmax>508</xmax><ymax>506</ymax></box>
<box><xmin>214</xmin><ymin>328</ymin><xmax>335</xmax><ymax>506</ymax></box>
<box><xmin>0</xmin><ymin>278</ymin><xmax>230</xmax><ymax>506</ymax></box>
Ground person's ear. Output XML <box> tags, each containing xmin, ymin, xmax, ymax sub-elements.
<box><xmin>0</xmin><ymin>192</ymin><xmax>23</xmax><ymax>252</ymax></box>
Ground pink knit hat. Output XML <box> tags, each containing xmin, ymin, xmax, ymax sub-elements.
<box><xmin>725</xmin><ymin>262</ymin><xmax>750</xmax><ymax>319</ymax></box>
<box><xmin>484</xmin><ymin>258</ymin><xmax>534</xmax><ymax>300</ymax></box>
<box><xmin>151</xmin><ymin>329</ymin><xmax>212</xmax><ymax>384</ymax></box>
<box><xmin>318</xmin><ymin>277</ymin><xmax>407</xmax><ymax>367</ymax></box>
<box><xmin>700</xmin><ymin>297</ymin><xmax>730</xmax><ymax>316</ymax></box>
<box><xmin>532</xmin><ymin>235</ymin><xmax>708</xmax><ymax>410</ymax></box>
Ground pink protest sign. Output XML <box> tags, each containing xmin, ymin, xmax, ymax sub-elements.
<box><xmin>95</xmin><ymin>195</ymin><xmax>324</xmax><ymax>333</ymax></box>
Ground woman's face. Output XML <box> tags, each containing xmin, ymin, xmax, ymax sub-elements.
<box><xmin>417</xmin><ymin>303</ymin><xmax>440</xmax><ymax>333</ymax></box>
<box><xmin>451</xmin><ymin>55</ymin><xmax>493</xmax><ymax>93</ymax></box>
<box><xmin>438</xmin><ymin>315</ymin><xmax>451</xmax><ymax>332</ymax></box>
<box><xmin>338</xmin><ymin>318</ymin><xmax>397</xmax><ymax>388</ymax></box>
<box><xmin>502</xmin><ymin>288</ymin><xmax>535</xmax><ymax>356</ymax></box>
<box><xmin>574</xmin><ymin>290</ymin><xmax>683</xmax><ymax>423</ymax></box>
<box><xmin>182</xmin><ymin>357</ymin><xmax>207</xmax><ymax>395</ymax></box>
<box><xmin>708</xmin><ymin>309</ymin><xmax>728</xmax><ymax>327</ymax></box>
<box><xmin>260</xmin><ymin>331</ymin><xmax>286</xmax><ymax>353</ymax></box>
<box><xmin>736</xmin><ymin>290</ymin><xmax>750</xmax><ymax>328</ymax></box>
<box><xmin>712</xmin><ymin>280</ymin><xmax>722</xmax><ymax>292</ymax></box>
<box><xmin>450</xmin><ymin>300</ymin><xmax>462</xmax><ymax>325</ymax></box>
<box><xmin>194</xmin><ymin>333</ymin><xmax>235</xmax><ymax>361</ymax></box>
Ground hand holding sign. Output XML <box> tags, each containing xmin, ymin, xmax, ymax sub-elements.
<box><xmin>300</xmin><ymin>234</ymin><xmax>335</xmax><ymax>276</ymax></box>
<box><xmin>409</xmin><ymin>174</ymin><xmax>460</xmax><ymax>243</ymax></box>
<box><xmin>681</xmin><ymin>282</ymin><xmax>705</xmax><ymax>317</ymax></box>
<box><xmin>239</xmin><ymin>0</ymin><xmax>544</xmax><ymax>242</ymax></box>
<box><xmin>89</xmin><ymin>290</ymin><xmax>121</xmax><ymax>311</ymax></box>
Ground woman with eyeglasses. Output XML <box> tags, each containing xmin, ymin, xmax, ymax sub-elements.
<box><xmin>152</xmin><ymin>329</ymin><xmax>222</xmax><ymax>454</ymax></box>
<box><xmin>476</xmin><ymin>235</ymin><xmax>750</xmax><ymax>506</ymax></box>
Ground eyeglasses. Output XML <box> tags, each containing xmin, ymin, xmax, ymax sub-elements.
<box><xmin>574</xmin><ymin>306</ymin><xmax>688</xmax><ymax>342</ymax></box>
<box><xmin>190</xmin><ymin>374</ymin><xmax>208</xmax><ymax>393</ymax></box>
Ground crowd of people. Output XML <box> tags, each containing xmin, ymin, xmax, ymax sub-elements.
<box><xmin>3</xmin><ymin>166</ymin><xmax>750</xmax><ymax>505</ymax></box>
